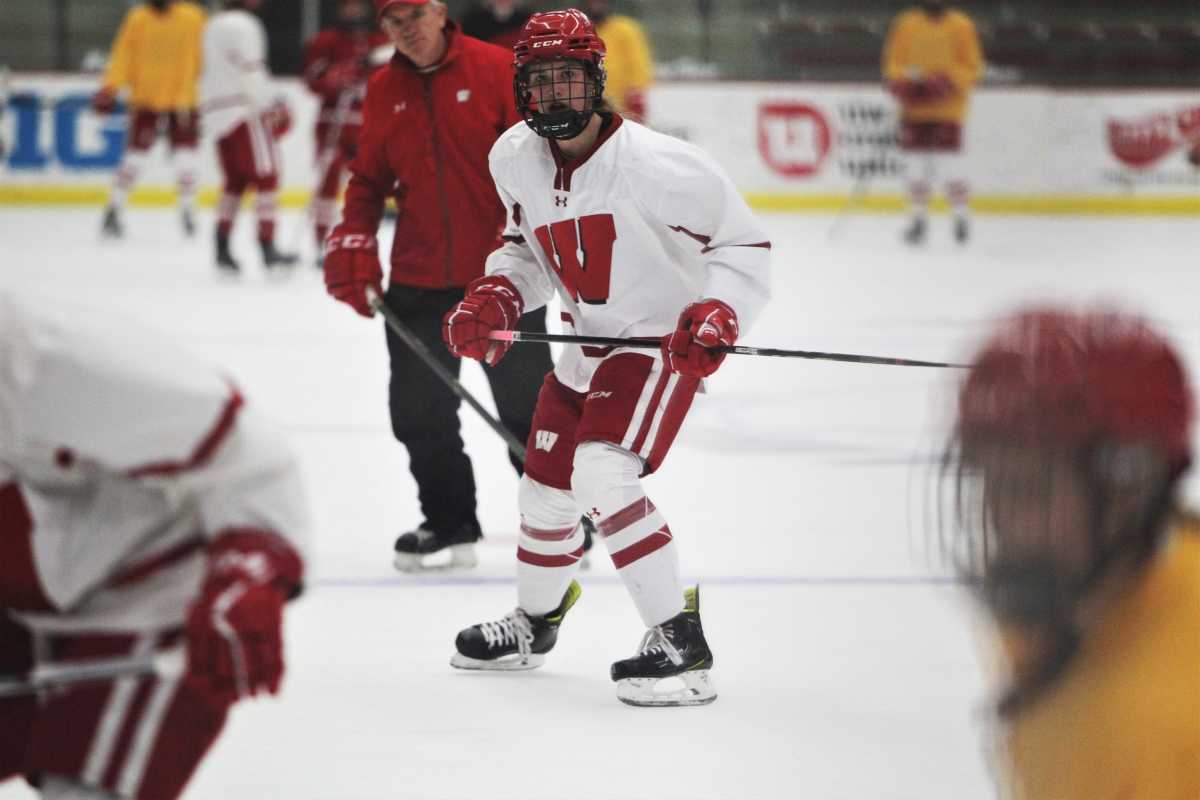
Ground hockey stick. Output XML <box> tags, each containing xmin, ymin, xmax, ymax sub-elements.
<box><xmin>489</xmin><ymin>330</ymin><xmax>966</xmax><ymax>369</ymax></box>
<box><xmin>0</xmin><ymin>648</ymin><xmax>185</xmax><ymax>698</ymax></box>
<box><xmin>366</xmin><ymin>287</ymin><xmax>529</xmax><ymax>462</ymax></box>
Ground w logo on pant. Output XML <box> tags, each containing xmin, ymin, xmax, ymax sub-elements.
<box><xmin>535</xmin><ymin>430</ymin><xmax>559</xmax><ymax>452</ymax></box>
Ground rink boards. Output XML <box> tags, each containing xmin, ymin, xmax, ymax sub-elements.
<box><xmin>2</xmin><ymin>74</ymin><xmax>1198</xmax><ymax>214</ymax></box>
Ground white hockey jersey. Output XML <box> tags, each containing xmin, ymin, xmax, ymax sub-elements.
<box><xmin>199</xmin><ymin>8</ymin><xmax>275</xmax><ymax>139</ymax></box>
<box><xmin>0</xmin><ymin>291</ymin><xmax>309</xmax><ymax>634</ymax></box>
<box><xmin>485</xmin><ymin>115</ymin><xmax>772</xmax><ymax>393</ymax></box>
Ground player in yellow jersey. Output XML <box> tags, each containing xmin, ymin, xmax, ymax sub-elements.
<box><xmin>943</xmin><ymin>307</ymin><xmax>1200</xmax><ymax>800</ymax></box>
<box><xmin>583</xmin><ymin>0</ymin><xmax>653</xmax><ymax>123</ymax></box>
<box><xmin>882</xmin><ymin>0</ymin><xmax>982</xmax><ymax>245</ymax></box>
<box><xmin>92</xmin><ymin>0</ymin><xmax>206</xmax><ymax>239</ymax></box>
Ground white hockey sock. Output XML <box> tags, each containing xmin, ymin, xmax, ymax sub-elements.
<box><xmin>109</xmin><ymin>150</ymin><xmax>149</xmax><ymax>210</ymax></box>
<box><xmin>174</xmin><ymin>148</ymin><xmax>198</xmax><ymax>213</ymax></box>
<box><xmin>516</xmin><ymin>476</ymin><xmax>584</xmax><ymax>616</ymax></box>
<box><xmin>573</xmin><ymin>442</ymin><xmax>683</xmax><ymax>627</ymax></box>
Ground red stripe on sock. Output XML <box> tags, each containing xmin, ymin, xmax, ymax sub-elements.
<box><xmin>610</xmin><ymin>526</ymin><xmax>673</xmax><ymax>569</ymax></box>
<box><xmin>517</xmin><ymin>546</ymin><xmax>583</xmax><ymax>568</ymax></box>
<box><xmin>597</xmin><ymin>497</ymin><xmax>657</xmax><ymax>538</ymax></box>
<box><xmin>520</xmin><ymin>523</ymin><xmax>578</xmax><ymax>542</ymax></box>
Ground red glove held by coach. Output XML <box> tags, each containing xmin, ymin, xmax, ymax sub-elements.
<box><xmin>442</xmin><ymin>275</ymin><xmax>523</xmax><ymax>366</ymax></box>
<box><xmin>324</xmin><ymin>230</ymin><xmax>383</xmax><ymax>317</ymax></box>
<box><xmin>186</xmin><ymin>530</ymin><xmax>303</xmax><ymax>701</ymax></box>
<box><xmin>662</xmin><ymin>298</ymin><xmax>739</xmax><ymax>378</ymax></box>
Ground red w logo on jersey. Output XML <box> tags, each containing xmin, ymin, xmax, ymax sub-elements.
<box><xmin>534</xmin><ymin>213</ymin><xmax>617</xmax><ymax>305</ymax></box>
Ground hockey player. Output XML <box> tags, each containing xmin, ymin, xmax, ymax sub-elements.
<box><xmin>302</xmin><ymin>0</ymin><xmax>390</xmax><ymax>263</ymax></box>
<box><xmin>0</xmin><ymin>289</ymin><xmax>309</xmax><ymax>799</ymax></box>
<box><xmin>200</xmin><ymin>0</ymin><xmax>299</xmax><ymax>274</ymax></box>
<box><xmin>322</xmin><ymin>0</ymin><xmax>552</xmax><ymax>572</ymax></box>
<box><xmin>882</xmin><ymin>0</ymin><xmax>983</xmax><ymax>245</ymax></box>
<box><xmin>92</xmin><ymin>0</ymin><xmax>206</xmax><ymax>240</ymax></box>
<box><xmin>441</xmin><ymin>9</ymin><xmax>771</xmax><ymax>706</ymax></box>
<box><xmin>944</xmin><ymin>308</ymin><xmax>1199</xmax><ymax>799</ymax></box>
<box><xmin>582</xmin><ymin>0</ymin><xmax>653</xmax><ymax>123</ymax></box>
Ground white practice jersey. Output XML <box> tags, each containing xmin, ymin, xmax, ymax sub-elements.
<box><xmin>0</xmin><ymin>291</ymin><xmax>309</xmax><ymax>634</ymax></box>
<box><xmin>200</xmin><ymin>8</ymin><xmax>274</xmax><ymax>139</ymax></box>
<box><xmin>485</xmin><ymin>116</ymin><xmax>772</xmax><ymax>393</ymax></box>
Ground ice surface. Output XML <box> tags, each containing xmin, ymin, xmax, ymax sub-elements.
<box><xmin>1</xmin><ymin>208</ymin><xmax>1197</xmax><ymax>799</ymax></box>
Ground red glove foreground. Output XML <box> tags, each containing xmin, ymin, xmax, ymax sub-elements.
<box><xmin>186</xmin><ymin>530</ymin><xmax>303</xmax><ymax>700</ymax></box>
<box><xmin>324</xmin><ymin>231</ymin><xmax>383</xmax><ymax>317</ymax></box>
<box><xmin>662</xmin><ymin>298</ymin><xmax>739</xmax><ymax>378</ymax></box>
<box><xmin>91</xmin><ymin>88</ymin><xmax>118</xmax><ymax>114</ymax></box>
<box><xmin>442</xmin><ymin>275</ymin><xmax>523</xmax><ymax>366</ymax></box>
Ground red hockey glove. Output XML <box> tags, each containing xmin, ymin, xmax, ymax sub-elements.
<box><xmin>322</xmin><ymin>61</ymin><xmax>361</xmax><ymax>94</ymax></box>
<box><xmin>324</xmin><ymin>230</ymin><xmax>383</xmax><ymax>317</ymax></box>
<box><xmin>262</xmin><ymin>100</ymin><xmax>292</xmax><ymax>137</ymax></box>
<box><xmin>662</xmin><ymin>298</ymin><xmax>739</xmax><ymax>378</ymax></box>
<box><xmin>186</xmin><ymin>530</ymin><xmax>303</xmax><ymax>701</ymax></box>
<box><xmin>623</xmin><ymin>89</ymin><xmax>647</xmax><ymax>123</ymax></box>
<box><xmin>442</xmin><ymin>275</ymin><xmax>523</xmax><ymax>366</ymax></box>
<box><xmin>91</xmin><ymin>87</ymin><xmax>118</xmax><ymax>114</ymax></box>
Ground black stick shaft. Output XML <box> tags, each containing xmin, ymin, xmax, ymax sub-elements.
<box><xmin>368</xmin><ymin>290</ymin><xmax>528</xmax><ymax>462</ymax></box>
<box><xmin>493</xmin><ymin>331</ymin><xmax>965</xmax><ymax>369</ymax></box>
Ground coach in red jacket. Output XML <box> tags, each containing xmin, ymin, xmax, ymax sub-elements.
<box><xmin>323</xmin><ymin>0</ymin><xmax>551</xmax><ymax>570</ymax></box>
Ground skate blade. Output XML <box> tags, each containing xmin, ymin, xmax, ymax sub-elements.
<box><xmin>393</xmin><ymin>544</ymin><xmax>478</xmax><ymax>573</ymax></box>
<box><xmin>450</xmin><ymin>652</ymin><xmax>544</xmax><ymax>671</ymax></box>
<box><xmin>615</xmin><ymin>671</ymin><xmax>717</xmax><ymax>707</ymax></box>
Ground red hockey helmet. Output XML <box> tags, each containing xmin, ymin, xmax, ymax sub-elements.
<box><xmin>957</xmin><ymin>307</ymin><xmax>1192</xmax><ymax>472</ymax></box>
<box><xmin>512</xmin><ymin>9</ymin><xmax>607</xmax><ymax>139</ymax></box>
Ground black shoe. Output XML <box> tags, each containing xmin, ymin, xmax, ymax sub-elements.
<box><xmin>902</xmin><ymin>216</ymin><xmax>927</xmax><ymax>246</ymax></box>
<box><xmin>451</xmin><ymin>580</ymin><xmax>581</xmax><ymax>671</ymax></box>
<box><xmin>393</xmin><ymin>519</ymin><xmax>482</xmax><ymax>572</ymax></box>
<box><xmin>611</xmin><ymin>586</ymin><xmax>717</xmax><ymax>706</ymax></box>
<box><xmin>182</xmin><ymin>209</ymin><xmax>196</xmax><ymax>238</ymax></box>
<box><xmin>260</xmin><ymin>238</ymin><xmax>299</xmax><ymax>270</ymax></box>
<box><xmin>216</xmin><ymin>231</ymin><xmax>240</xmax><ymax>274</ymax></box>
<box><xmin>954</xmin><ymin>216</ymin><xmax>969</xmax><ymax>244</ymax></box>
<box><xmin>100</xmin><ymin>206</ymin><xmax>123</xmax><ymax>239</ymax></box>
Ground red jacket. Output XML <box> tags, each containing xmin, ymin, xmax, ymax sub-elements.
<box><xmin>342</xmin><ymin>23</ymin><xmax>523</xmax><ymax>289</ymax></box>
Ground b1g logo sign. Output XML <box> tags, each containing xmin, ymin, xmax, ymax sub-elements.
<box><xmin>757</xmin><ymin>102</ymin><xmax>832</xmax><ymax>179</ymax></box>
<box><xmin>1107</xmin><ymin>105</ymin><xmax>1200</xmax><ymax>169</ymax></box>
<box><xmin>5</xmin><ymin>92</ymin><xmax>126</xmax><ymax>170</ymax></box>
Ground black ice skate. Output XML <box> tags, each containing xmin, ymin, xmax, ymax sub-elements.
<box><xmin>954</xmin><ymin>216</ymin><xmax>970</xmax><ymax>245</ymax></box>
<box><xmin>215</xmin><ymin>231</ymin><xmax>240</xmax><ymax>275</ymax></box>
<box><xmin>182</xmin><ymin>209</ymin><xmax>196</xmax><ymax>238</ymax></box>
<box><xmin>100</xmin><ymin>205</ymin><xmax>124</xmax><ymax>239</ymax></box>
<box><xmin>902</xmin><ymin>216</ymin><xmax>927</xmax><ymax>246</ymax></box>
<box><xmin>451</xmin><ymin>580</ymin><xmax>581</xmax><ymax>671</ymax></box>
<box><xmin>393</xmin><ymin>520</ymin><xmax>481</xmax><ymax>572</ymax></box>
<box><xmin>610</xmin><ymin>586</ymin><xmax>717</xmax><ymax>707</ymax></box>
<box><xmin>260</xmin><ymin>238</ymin><xmax>299</xmax><ymax>271</ymax></box>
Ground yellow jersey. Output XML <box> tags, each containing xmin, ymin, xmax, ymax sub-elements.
<box><xmin>881</xmin><ymin>7</ymin><xmax>983</xmax><ymax>124</ymax></box>
<box><xmin>596</xmin><ymin>15</ymin><xmax>653</xmax><ymax>118</ymax></box>
<box><xmin>999</xmin><ymin>519</ymin><xmax>1200</xmax><ymax>800</ymax></box>
<box><xmin>102</xmin><ymin>1</ymin><xmax>207</xmax><ymax>111</ymax></box>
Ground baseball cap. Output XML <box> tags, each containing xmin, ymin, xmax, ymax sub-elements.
<box><xmin>376</xmin><ymin>0</ymin><xmax>428</xmax><ymax>16</ymax></box>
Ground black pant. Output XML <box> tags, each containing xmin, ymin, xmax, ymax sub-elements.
<box><xmin>383</xmin><ymin>283</ymin><xmax>552</xmax><ymax>534</ymax></box>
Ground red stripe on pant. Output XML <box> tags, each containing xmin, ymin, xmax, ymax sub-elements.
<box><xmin>517</xmin><ymin>546</ymin><xmax>584</xmax><ymax>568</ymax></box>
<box><xmin>610</xmin><ymin>526</ymin><xmax>673</xmax><ymax>569</ymax></box>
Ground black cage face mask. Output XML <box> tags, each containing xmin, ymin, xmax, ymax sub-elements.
<box><xmin>515</xmin><ymin>59</ymin><xmax>605</xmax><ymax>140</ymax></box>
<box><xmin>949</xmin><ymin>441</ymin><xmax>1173</xmax><ymax>626</ymax></box>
